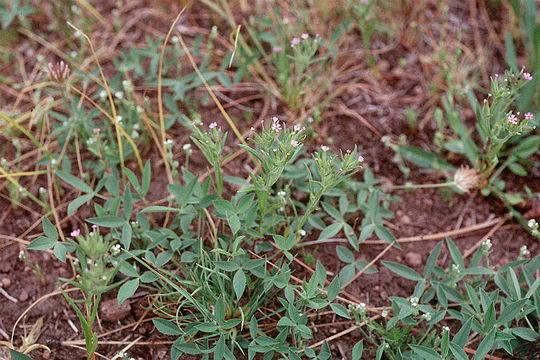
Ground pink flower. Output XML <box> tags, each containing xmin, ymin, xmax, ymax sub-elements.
<box><xmin>321</xmin><ymin>145</ymin><xmax>329</xmax><ymax>152</ymax></box>
<box><xmin>361</xmin><ymin>0</ymin><xmax>368</xmax><ymax>3</ymax></box>
<box><xmin>524</xmin><ymin>112</ymin><xmax>534</xmax><ymax>120</ymax></box>
<box><xmin>358</xmin><ymin>155</ymin><xmax>364</xmax><ymax>162</ymax></box>
<box><xmin>291</xmin><ymin>38</ymin><xmax>300</xmax><ymax>46</ymax></box>
<box><xmin>93</xmin><ymin>128</ymin><xmax>101</xmax><ymax>136</ymax></box>
<box><xmin>273</xmin><ymin>46</ymin><xmax>282</xmax><ymax>53</ymax></box>
<box><xmin>291</xmin><ymin>140</ymin><xmax>299</xmax><ymax>147</ymax></box>
<box><xmin>271</xmin><ymin>116</ymin><xmax>281</xmax><ymax>132</ymax></box>
<box><xmin>209</xmin><ymin>122</ymin><xmax>217</xmax><ymax>129</ymax></box>
<box><xmin>70</xmin><ymin>229</ymin><xmax>80</xmax><ymax>237</ymax></box>
<box><xmin>46</xmin><ymin>61</ymin><xmax>70</xmax><ymax>82</ymax></box>
<box><xmin>508</xmin><ymin>114</ymin><xmax>518</xmax><ymax>124</ymax></box>
<box><xmin>92</xmin><ymin>224</ymin><xmax>98</xmax><ymax>229</ymax></box>
<box><xmin>301</xmin><ymin>33</ymin><xmax>309</xmax><ymax>40</ymax></box>
<box><xmin>523</xmin><ymin>72</ymin><xmax>532</xmax><ymax>81</ymax></box>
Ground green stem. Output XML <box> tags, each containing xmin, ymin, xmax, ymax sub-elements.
<box><xmin>388</xmin><ymin>181</ymin><xmax>456</xmax><ymax>191</ymax></box>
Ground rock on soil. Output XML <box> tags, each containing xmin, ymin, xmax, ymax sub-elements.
<box><xmin>405</xmin><ymin>252</ymin><xmax>422</xmax><ymax>267</ymax></box>
<box><xmin>99</xmin><ymin>298</ymin><xmax>132</xmax><ymax>322</ymax></box>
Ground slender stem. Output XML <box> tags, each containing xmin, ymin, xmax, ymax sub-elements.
<box><xmin>387</xmin><ymin>181</ymin><xmax>455</xmax><ymax>191</ymax></box>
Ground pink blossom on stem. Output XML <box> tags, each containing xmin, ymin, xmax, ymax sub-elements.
<box><xmin>209</xmin><ymin>122</ymin><xmax>217</xmax><ymax>129</ymax></box>
<box><xmin>358</xmin><ymin>155</ymin><xmax>364</xmax><ymax>163</ymax></box>
<box><xmin>70</xmin><ymin>229</ymin><xmax>81</xmax><ymax>237</ymax></box>
<box><xmin>291</xmin><ymin>140</ymin><xmax>299</xmax><ymax>147</ymax></box>
<box><xmin>291</xmin><ymin>38</ymin><xmax>300</xmax><ymax>46</ymax></box>
<box><xmin>508</xmin><ymin>114</ymin><xmax>518</xmax><ymax>125</ymax></box>
<box><xmin>523</xmin><ymin>72</ymin><xmax>532</xmax><ymax>81</ymax></box>
<box><xmin>524</xmin><ymin>112</ymin><xmax>534</xmax><ymax>120</ymax></box>
<box><xmin>273</xmin><ymin>46</ymin><xmax>282</xmax><ymax>53</ymax></box>
<box><xmin>301</xmin><ymin>33</ymin><xmax>309</xmax><ymax>40</ymax></box>
<box><xmin>321</xmin><ymin>145</ymin><xmax>329</xmax><ymax>152</ymax></box>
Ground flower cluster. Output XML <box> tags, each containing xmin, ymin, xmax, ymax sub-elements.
<box><xmin>46</xmin><ymin>61</ymin><xmax>70</xmax><ymax>82</ymax></box>
<box><xmin>528</xmin><ymin>219</ymin><xmax>539</xmax><ymax>238</ymax></box>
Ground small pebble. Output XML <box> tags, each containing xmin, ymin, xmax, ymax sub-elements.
<box><xmin>99</xmin><ymin>298</ymin><xmax>131</xmax><ymax>322</ymax></box>
<box><xmin>19</xmin><ymin>290</ymin><xmax>29</xmax><ymax>302</ymax></box>
<box><xmin>405</xmin><ymin>252</ymin><xmax>422</xmax><ymax>267</ymax></box>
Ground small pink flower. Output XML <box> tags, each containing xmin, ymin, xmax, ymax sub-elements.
<box><xmin>209</xmin><ymin>122</ymin><xmax>217</xmax><ymax>129</ymax></box>
<box><xmin>271</xmin><ymin>116</ymin><xmax>281</xmax><ymax>132</ymax></box>
<box><xmin>524</xmin><ymin>112</ymin><xmax>534</xmax><ymax>120</ymax></box>
<box><xmin>291</xmin><ymin>140</ymin><xmax>299</xmax><ymax>147</ymax></box>
<box><xmin>508</xmin><ymin>114</ymin><xmax>518</xmax><ymax>124</ymax></box>
<box><xmin>46</xmin><ymin>61</ymin><xmax>70</xmax><ymax>82</ymax></box>
<box><xmin>301</xmin><ymin>33</ymin><xmax>309</xmax><ymax>40</ymax></box>
<box><xmin>346</xmin><ymin>149</ymin><xmax>351</xmax><ymax>154</ymax></box>
<box><xmin>361</xmin><ymin>0</ymin><xmax>368</xmax><ymax>3</ymax></box>
<box><xmin>291</xmin><ymin>38</ymin><xmax>300</xmax><ymax>46</ymax></box>
<box><xmin>70</xmin><ymin>229</ymin><xmax>80</xmax><ymax>237</ymax></box>
<box><xmin>92</xmin><ymin>224</ymin><xmax>98</xmax><ymax>229</ymax></box>
<box><xmin>93</xmin><ymin>128</ymin><xmax>101</xmax><ymax>136</ymax></box>
<box><xmin>293</xmin><ymin>124</ymin><xmax>302</xmax><ymax>132</ymax></box>
<box><xmin>321</xmin><ymin>145</ymin><xmax>329</xmax><ymax>152</ymax></box>
<box><xmin>273</xmin><ymin>46</ymin><xmax>282</xmax><ymax>53</ymax></box>
<box><xmin>358</xmin><ymin>155</ymin><xmax>364</xmax><ymax>163</ymax></box>
<box><xmin>523</xmin><ymin>72</ymin><xmax>532</xmax><ymax>81</ymax></box>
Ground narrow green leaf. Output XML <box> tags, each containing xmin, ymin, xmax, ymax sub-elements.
<box><xmin>318</xmin><ymin>222</ymin><xmax>343</xmax><ymax>240</ymax></box>
<box><xmin>67</xmin><ymin>194</ymin><xmax>94</xmax><ymax>216</ymax></box>
<box><xmin>424</xmin><ymin>241</ymin><xmax>442</xmax><ymax>278</ymax></box>
<box><xmin>9</xmin><ymin>349</ymin><xmax>33</xmax><ymax>360</ymax></box>
<box><xmin>330</xmin><ymin>303</ymin><xmax>350</xmax><ymax>319</ymax></box>
<box><xmin>446</xmin><ymin>237</ymin><xmax>464</xmax><ymax>268</ymax></box>
<box><xmin>375</xmin><ymin>225</ymin><xmax>395</xmax><ymax>243</ymax></box>
<box><xmin>87</xmin><ymin>216</ymin><xmax>126</xmax><ymax>228</ymax></box>
<box><xmin>326</xmin><ymin>277</ymin><xmax>340</xmax><ymax>302</ymax></box>
<box><xmin>474</xmin><ymin>329</ymin><xmax>496</xmax><ymax>360</ymax></box>
<box><xmin>449</xmin><ymin>342</ymin><xmax>469</xmax><ymax>360</ymax></box>
<box><xmin>27</xmin><ymin>236</ymin><xmax>56</xmax><ymax>251</ymax></box>
<box><xmin>410</xmin><ymin>344</ymin><xmax>440</xmax><ymax>360</ymax></box>
<box><xmin>382</xmin><ymin>261</ymin><xmax>423</xmax><ymax>281</ymax></box>
<box><xmin>352</xmin><ymin>340</ymin><xmax>363</xmax><ymax>360</ymax></box>
<box><xmin>42</xmin><ymin>217</ymin><xmax>58</xmax><ymax>242</ymax></box>
<box><xmin>153</xmin><ymin>318</ymin><xmax>182</xmax><ymax>335</ymax></box>
<box><xmin>56</xmin><ymin>170</ymin><xmax>94</xmax><ymax>193</ymax></box>
<box><xmin>233</xmin><ymin>269</ymin><xmax>246</xmax><ymax>299</ymax></box>
<box><xmin>53</xmin><ymin>242</ymin><xmax>67</xmax><ymax>263</ymax></box>
<box><xmin>497</xmin><ymin>299</ymin><xmax>528</xmax><ymax>326</ymax></box>
<box><xmin>117</xmin><ymin>278</ymin><xmax>139</xmax><ymax>305</ymax></box>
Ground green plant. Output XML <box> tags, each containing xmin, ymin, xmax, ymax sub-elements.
<box><xmin>384</xmin><ymin>69</ymin><xmax>539</xmax><ymax>236</ymax></box>
<box><xmin>0</xmin><ymin>0</ymin><xmax>34</xmax><ymax>30</ymax></box>
<box><xmin>350</xmin><ymin>238</ymin><xmax>540</xmax><ymax>359</ymax></box>
<box><xmin>29</xmin><ymin>220</ymin><xmax>122</xmax><ymax>360</ymax></box>
<box><xmin>44</xmin><ymin>117</ymin><xmax>375</xmax><ymax>359</ymax></box>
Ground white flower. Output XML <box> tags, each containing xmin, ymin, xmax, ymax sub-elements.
<box><xmin>298</xmin><ymin>229</ymin><xmax>306</xmax><ymax>236</ymax></box>
<box><xmin>277</xmin><ymin>191</ymin><xmax>286</xmax><ymax>197</ymax></box>
<box><xmin>209</xmin><ymin>122</ymin><xmax>217</xmax><ymax>129</ymax></box>
<box><xmin>182</xmin><ymin>143</ymin><xmax>192</xmax><ymax>151</ymax></box>
<box><xmin>453</xmin><ymin>166</ymin><xmax>479</xmax><ymax>193</ymax></box>
<box><xmin>409</xmin><ymin>297</ymin><xmax>419</xmax><ymax>307</ymax></box>
<box><xmin>381</xmin><ymin>308</ymin><xmax>388</xmax><ymax>318</ymax></box>
<box><xmin>114</xmin><ymin>91</ymin><xmax>123</xmax><ymax>99</ymax></box>
<box><xmin>442</xmin><ymin>326</ymin><xmax>450</xmax><ymax>332</ymax></box>
<box><xmin>321</xmin><ymin>145</ymin><xmax>329</xmax><ymax>152</ymax></box>
<box><xmin>528</xmin><ymin>219</ymin><xmax>538</xmax><ymax>229</ymax></box>
<box><xmin>291</xmin><ymin>140</ymin><xmax>299</xmax><ymax>148</ymax></box>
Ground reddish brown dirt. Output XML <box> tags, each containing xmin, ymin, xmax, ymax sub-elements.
<box><xmin>1</xmin><ymin>1</ymin><xmax>538</xmax><ymax>359</ymax></box>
